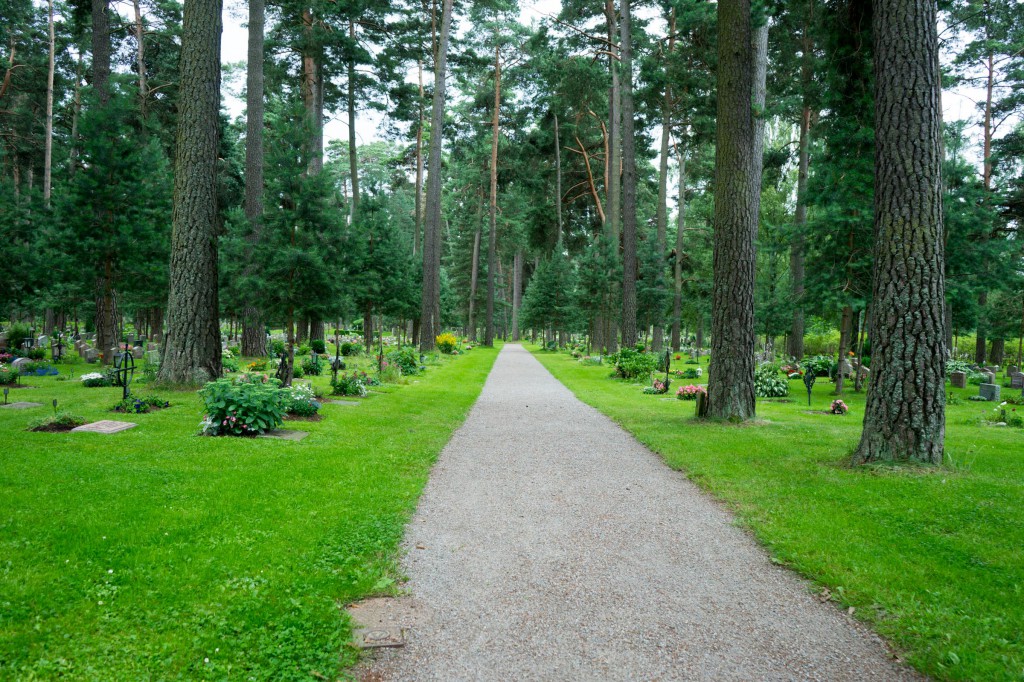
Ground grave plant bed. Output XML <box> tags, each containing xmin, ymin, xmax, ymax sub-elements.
<box><xmin>112</xmin><ymin>396</ymin><xmax>172</xmax><ymax>414</ymax></box>
<box><xmin>26</xmin><ymin>412</ymin><xmax>86</xmax><ymax>432</ymax></box>
<box><xmin>283</xmin><ymin>412</ymin><xmax>323</xmax><ymax>422</ymax></box>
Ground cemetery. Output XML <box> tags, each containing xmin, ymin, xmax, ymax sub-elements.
<box><xmin>2</xmin><ymin>0</ymin><xmax>1024</xmax><ymax>678</ymax></box>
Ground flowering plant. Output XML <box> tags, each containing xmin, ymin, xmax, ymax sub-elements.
<box><xmin>331</xmin><ymin>371</ymin><xmax>369</xmax><ymax>397</ymax></box>
<box><xmin>436</xmin><ymin>332</ymin><xmax>459</xmax><ymax>354</ymax></box>
<box><xmin>283</xmin><ymin>384</ymin><xmax>321</xmax><ymax>416</ymax></box>
<box><xmin>642</xmin><ymin>378</ymin><xmax>672</xmax><ymax>395</ymax></box>
<box><xmin>81</xmin><ymin>371</ymin><xmax>113</xmax><ymax>388</ymax></box>
<box><xmin>199</xmin><ymin>376</ymin><xmax>284</xmax><ymax>436</ymax></box>
<box><xmin>830</xmin><ymin>399</ymin><xmax>849</xmax><ymax>415</ymax></box>
<box><xmin>676</xmin><ymin>384</ymin><xmax>707</xmax><ymax>401</ymax></box>
<box><xmin>0</xmin><ymin>364</ymin><xmax>17</xmax><ymax>385</ymax></box>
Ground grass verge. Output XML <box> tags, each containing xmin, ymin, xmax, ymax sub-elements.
<box><xmin>1</xmin><ymin>346</ymin><xmax>498</xmax><ymax>680</ymax></box>
<box><xmin>532</xmin><ymin>347</ymin><xmax>1023</xmax><ymax>682</ymax></box>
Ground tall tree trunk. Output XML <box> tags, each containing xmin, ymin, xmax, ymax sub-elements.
<box><xmin>468</xmin><ymin>196</ymin><xmax>482</xmax><ymax>342</ymax></box>
<box><xmin>652</xmin><ymin>17</ymin><xmax>674</xmax><ymax>352</ymax></box>
<box><xmin>835</xmin><ymin>305</ymin><xmax>853</xmax><ymax>394</ymax></box>
<box><xmin>68</xmin><ymin>54</ymin><xmax>83</xmax><ymax>178</ymax></box>
<box><xmin>484</xmin><ymin>42</ymin><xmax>501</xmax><ymax>347</ymax></box>
<box><xmin>853</xmin><ymin>0</ymin><xmax>945</xmax><ymax>465</ymax></box>
<box><xmin>990</xmin><ymin>337</ymin><xmax>1004</xmax><ymax>366</ymax></box>
<box><xmin>620</xmin><ymin>0</ymin><xmax>638</xmax><ymax>348</ymax></box>
<box><xmin>348</xmin><ymin>19</ymin><xmax>360</xmax><ymax>218</ymax></box>
<box><xmin>512</xmin><ymin>249</ymin><xmax>523</xmax><ymax>341</ymax></box>
<box><xmin>159</xmin><ymin>0</ymin><xmax>223</xmax><ymax>385</ymax></box>
<box><xmin>418</xmin><ymin>0</ymin><xmax>453</xmax><ymax>351</ymax></box>
<box><xmin>975</xmin><ymin>291</ymin><xmax>988</xmax><ymax>364</ymax></box>
<box><xmin>604</xmin><ymin>0</ymin><xmax>620</xmax><ymax>243</ymax></box>
<box><xmin>241</xmin><ymin>0</ymin><xmax>266</xmax><ymax>358</ymax></box>
<box><xmin>92</xmin><ymin>0</ymin><xmax>117</xmax><ymax>362</ymax></box>
<box><xmin>43</xmin><ymin>0</ymin><xmax>54</xmax><ymax>205</ymax></box>
<box><xmin>132</xmin><ymin>0</ymin><xmax>147</xmax><ymax>115</ymax></box>
<box><xmin>414</xmin><ymin>57</ymin><xmax>424</xmax><ymax>256</ymax></box>
<box><xmin>708</xmin><ymin>0</ymin><xmax>759</xmax><ymax>420</ymax></box>
<box><xmin>671</xmin><ymin>143</ymin><xmax>687</xmax><ymax>352</ymax></box>
<box><xmin>554</xmin><ymin>113</ymin><xmax>563</xmax><ymax>246</ymax></box>
<box><xmin>788</xmin><ymin>107</ymin><xmax>811</xmax><ymax>359</ymax></box>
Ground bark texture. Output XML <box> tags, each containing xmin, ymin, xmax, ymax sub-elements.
<box><xmin>708</xmin><ymin>0</ymin><xmax>758</xmax><ymax>420</ymax></box>
<box><xmin>484</xmin><ymin>42</ymin><xmax>501</xmax><ymax>347</ymax></box>
<box><xmin>620</xmin><ymin>0</ymin><xmax>638</xmax><ymax>348</ymax></box>
<box><xmin>418</xmin><ymin>0</ymin><xmax>453</xmax><ymax>351</ymax></box>
<box><xmin>241</xmin><ymin>0</ymin><xmax>266</xmax><ymax>357</ymax></box>
<box><xmin>853</xmin><ymin>0</ymin><xmax>945</xmax><ymax>465</ymax></box>
<box><xmin>159</xmin><ymin>0</ymin><xmax>223</xmax><ymax>384</ymax></box>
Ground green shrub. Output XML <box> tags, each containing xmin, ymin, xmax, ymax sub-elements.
<box><xmin>330</xmin><ymin>371</ymin><xmax>368</xmax><ymax>397</ymax></box>
<box><xmin>199</xmin><ymin>376</ymin><xmax>284</xmax><ymax>436</ymax></box>
<box><xmin>222</xmin><ymin>357</ymin><xmax>241</xmax><ymax>373</ymax></box>
<box><xmin>946</xmin><ymin>358</ymin><xmax>973</xmax><ymax>376</ymax></box>
<box><xmin>269</xmin><ymin>339</ymin><xmax>285</xmax><ymax>356</ymax></box>
<box><xmin>340</xmin><ymin>342</ymin><xmax>363</xmax><ymax>356</ymax></box>
<box><xmin>801</xmin><ymin>355</ymin><xmax>834</xmax><ymax>377</ymax></box>
<box><xmin>301</xmin><ymin>355</ymin><xmax>323</xmax><ymax>376</ymax></box>
<box><xmin>26</xmin><ymin>347</ymin><xmax>46</xmax><ymax>360</ymax></box>
<box><xmin>754</xmin><ymin>364</ymin><xmax>789</xmax><ymax>398</ymax></box>
<box><xmin>5</xmin><ymin>323</ymin><xmax>32</xmax><ymax>353</ymax></box>
<box><xmin>310</xmin><ymin>339</ymin><xmax>326</xmax><ymax>354</ymax></box>
<box><xmin>291</xmin><ymin>362</ymin><xmax>305</xmax><ymax>378</ymax></box>
<box><xmin>0</xmin><ymin>365</ymin><xmax>17</xmax><ymax>384</ymax></box>
<box><xmin>387</xmin><ymin>346</ymin><xmax>421</xmax><ymax>376</ymax></box>
<box><xmin>296</xmin><ymin>343</ymin><xmax>311</xmax><ymax>356</ymax></box>
<box><xmin>612</xmin><ymin>348</ymin><xmax>658</xmax><ymax>380</ymax></box>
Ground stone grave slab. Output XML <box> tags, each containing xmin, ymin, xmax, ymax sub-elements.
<box><xmin>950</xmin><ymin>371</ymin><xmax>967</xmax><ymax>389</ymax></box>
<box><xmin>979</xmin><ymin>383</ymin><xmax>1001</xmax><ymax>402</ymax></box>
<box><xmin>324</xmin><ymin>399</ymin><xmax>360</xmax><ymax>405</ymax></box>
<box><xmin>1</xmin><ymin>401</ymin><xmax>43</xmax><ymax>410</ymax></box>
<box><xmin>71</xmin><ymin>420</ymin><xmax>137</xmax><ymax>434</ymax></box>
<box><xmin>257</xmin><ymin>429</ymin><xmax>309</xmax><ymax>441</ymax></box>
<box><xmin>1011</xmin><ymin>372</ymin><xmax>1024</xmax><ymax>390</ymax></box>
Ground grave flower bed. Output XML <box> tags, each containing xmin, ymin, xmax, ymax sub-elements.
<box><xmin>81</xmin><ymin>372</ymin><xmax>114</xmax><ymax>388</ymax></box>
<box><xmin>113</xmin><ymin>395</ymin><xmax>170</xmax><ymax>414</ymax></box>
<box><xmin>283</xmin><ymin>384</ymin><xmax>321</xmax><ymax>420</ymax></box>
<box><xmin>198</xmin><ymin>376</ymin><xmax>284</xmax><ymax>436</ymax></box>
<box><xmin>676</xmin><ymin>384</ymin><xmax>706</xmax><ymax>401</ymax></box>
<box><xmin>27</xmin><ymin>412</ymin><xmax>86</xmax><ymax>432</ymax></box>
<box><xmin>830</xmin><ymin>399</ymin><xmax>849</xmax><ymax>415</ymax></box>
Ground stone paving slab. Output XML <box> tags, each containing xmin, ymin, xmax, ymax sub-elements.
<box><xmin>257</xmin><ymin>429</ymin><xmax>309</xmax><ymax>441</ymax></box>
<box><xmin>71</xmin><ymin>420</ymin><xmax>137</xmax><ymax>434</ymax></box>
<box><xmin>1</xmin><ymin>402</ymin><xmax>43</xmax><ymax>410</ymax></box>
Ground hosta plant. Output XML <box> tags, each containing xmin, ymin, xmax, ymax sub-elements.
<box><xmin>199</xmin><ymin>376</ymin><xmax>284</xmax><ymax>436</ymax></box>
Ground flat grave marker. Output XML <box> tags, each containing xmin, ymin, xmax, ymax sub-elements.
<box><xmin>71</xmin><ymin>420</ymin><xmax>137</xmax><ymax>434</ymax></box>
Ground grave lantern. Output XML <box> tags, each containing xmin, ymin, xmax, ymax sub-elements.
<box><xmin>3</xmin><ymin>387</ymin><xmax>8</xmax><ymax>405</ymax></box>
<box><xmin>802</xmin><ymin>371</ymin><xmax>816</xmax><ymax>407</ymax></box>
<box><xmin>664</xmin><ymin>349</ymin><xmax>671</xmax><ymax>388</ymax></box>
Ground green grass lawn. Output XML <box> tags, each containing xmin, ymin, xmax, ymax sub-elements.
<box><xmin>532</xmin><ymin>347</ymin><xmax>1024</xmax><ymax>682</ymax></box>
<box><xmin>1</xmin><ymin>345</ymin><xmax>498</xmax><ymax>680</ymax></box>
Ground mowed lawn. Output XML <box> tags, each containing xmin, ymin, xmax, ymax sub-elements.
<box><xmin>533</xmin><ymin>348</ymin><xmax>1024</xmax><ymax>682</ymax></box>
<box><xmin>1</xmin><ymin>346</ymin><xmax>498</xmax><ymax>680</ymax></box>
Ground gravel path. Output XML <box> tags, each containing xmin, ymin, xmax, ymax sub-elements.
<box><xmin>361</xmin><ymin>344</ymin><xmax>918</xmax><ymax>681</ymax></box>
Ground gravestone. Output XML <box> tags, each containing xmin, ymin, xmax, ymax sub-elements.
<box><xmin>0</xmin><ymin>402</ymin><xmax>42</xmax><ymax>409</ymax></box>
<box><xmin>0</xmin><ymin>332</ymin><xmax>7</xmax><ymax>349</ymax></box>
<box><xmin>984</xmin><ymin>371</ymin><xmax>996</xmax><ymax>385</ymax></box>
<box><xmin>36</xmin><ymin>335</ymin><xmax>48</xmax><ymax>348</ymax></box>
<box><xmin>84</xmin><ymin>349</ymin><xmax>99</xmax><ymax>363</ymax></box>
<box><xmin>1011</xmin><ymin>372</ymin><xmax>1024</xmax><ymax>390</ymax></box>
<box><xmin>11</xmin><ymin>357</ymin><xmax>29</xmax><ymax>369</ymax></box>
<box><xmin>257</xmin><ymin>429</ymin><xmax>309</xmax><ymax>441</ymax></box>
<box><xmin>132</xmin><ymin>346</ymin><xmax>143</xmax><ymax>356</ymax></box>
<box><xmin>1008</xmin><ymin>366</ymin><xmax>1018</xmax><ymax>376</ymax></box>
<box><xmin>71</xmin><ymin>420</ymin><xmax>137</xmax><ymax>434</ymax></box>
<box><xmin>145</xmin><ymin>350</ymin><xmax>160</xmax><ymax>364</ymax></box>
<box><xmin>950</xmin><ymin>371</ymin><xmax>967</xmax><ymax>389</ymax></box>
<box><xmin>979</xmin><ymin>383</ymin><xmax>1001</xmax><ymax>401</ymax></box>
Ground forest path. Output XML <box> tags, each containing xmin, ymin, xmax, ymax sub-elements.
<box><xmin>359</xmin><ymin>344</ymin><xmax>916</xmax><ymax>681</ymax></box>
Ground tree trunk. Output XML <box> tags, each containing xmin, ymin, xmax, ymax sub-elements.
<box><xmin>348</xmin><ymin>19</ymin><xmax>360</xmax><ymax>218</ymax></box>
<box><xmin>990</xmin><ymin>338</ymin><xmax>1004</xmax><ymax>366</ymax></box>
<box><xmin>68</xmin><ymin>54</ymin><xmax>83</xmax><ymax>178</ymax></box>
<box><xmin>554</xmin><ymin>113</ymin><xmax>563</xmax><ymax>246</ymax></box>
<box><xmin>91</xmin><ymin>0</ymin><xmax>116</xmax><ymax>361</ymax></box>
<box><xmin>363</xmin><ymin>305</ymin><xmax>373</xmax><ymax>351</ymax></box>
<box><xmin>468</xmin><ymin>208</ymin><xmax>481</xmax><ymax>342</ymax></box>
<box><xmin>484</xmin><ymin>42</ymin><xmax>501</xmax><ymax>347</ymax></box>
<box><xmin>512</xmin><ymin>249</ymin><xmax>523</xmax><ymax>341</ymax></box>
<box><xmin>707</xmin><ymin>0</ymin><xmax>759</xmax><ymax>420</ymax></box>
<box><xmin>414</xmin><ymin>57</ymin><xmax>424</xmax><ymax>256</ymax></box>
<box><xmin>652</xmin><ymin>32</ymin><xmax>673</xmax><ymax>350</ymax></box>
<box><xmin>418</xmin><ymin>0</ymin><xmax>453</xmax><ymax>352</ymax></box>
<box><xmin>241</xmin><ymin>0</ymin><xmax>266</xmax><ymax>358</ymax></box>
<box><xmin>835</xmin><ymin>305</ymin><xmax>853</xmax><ymax>394</ymax></box>
<box><xmin>853</xmin><ymin>0</ymin><xmax>945</xmax><ymax>465</ymax></box>
<box><xmin>671</xmin><ymin>142</ymin><xmax>687</xmax><ymax>352</ymax></box>
<box><xmin>604</xmin><ymin>0</ymin><xmax>620</xmax><ymax>244</ymax></box>
<box><xmin>159</xmin><ymin>0</ymin><xmax>223</xmax><ymax>385</ymax></box>
<box><xmin>92</xmin><ymin>0</ymin><xmax>110</xmax><ymax>106</ymax></box>
<box><xmin>975</xmin><ymin>290</ymin><xmax>988</xmax><ymax>364</ymax></box>
<box><xmin>132</xmin><ymin>0</ymin><xmax>147</xmax><ymax>115</ymax></box>
<box><xmin>43</xmin><ymin>0</ymin><xmax>54</xmax><ymax>204</ymax></box>
<box><xmin>620</xmin><ymin>0</ymin><xmax>638</xmax><ymax>348</ymax></box>
<box><xmin>788</xmin><ymin>107</ymin><xmax>811</xmax><ymax>359</ymax></box>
